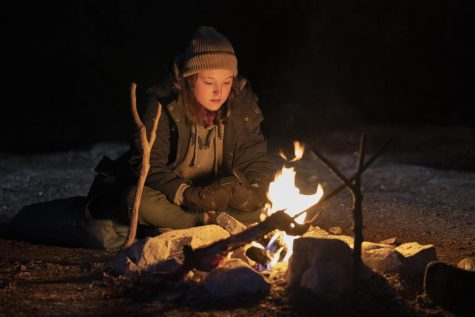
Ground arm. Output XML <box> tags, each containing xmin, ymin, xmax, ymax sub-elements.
<box><xmin>233</xmin><ymin>86</ymin><xmax>274</xmax><ymax>191</ymax></box>
<box><xmin>228</xmin><ymin>86</ymin><xmax>275</xmax><ymax>211</ymax></box>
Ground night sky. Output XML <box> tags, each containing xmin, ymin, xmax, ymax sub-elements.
<box><xmin>2</xmin><ymin>0</ymin><xmax>472</xmax><ymax>153</ymax></box>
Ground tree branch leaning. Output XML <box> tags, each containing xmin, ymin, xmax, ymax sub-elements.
<box><xmin>124</xmin><ymin>83</ymin><xmax>162</xmax><ymax>248</ymax></box>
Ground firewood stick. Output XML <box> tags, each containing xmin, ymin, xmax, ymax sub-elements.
<box><xmin>311</xmin><ymin>148</ymin><xmax>351</xmax><ymax>187</ymax></box>
<box><xmin>156</xmin><ymin>210</ymin><xmax>308</xmax><ymax>280</ymax></box>
<box><xmin>124</xmin><ymin>83</ymin><xmax>162</xmax><ymax>248</ymax></box>
<box><xmin>351</xmin><ymin>133</ymin><xmax>366</xmax><ymax>287</ymax></box>
<box><xmin>300</xmin><ymin>137</ymin><xmax>392</xmax><ymax>224</ymax></box>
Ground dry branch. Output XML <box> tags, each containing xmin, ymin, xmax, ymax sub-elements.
<box><xmin>351</xmin><ymin>133</ymin><xmax>366</xmax><ymax>288</ymax></box>
<box><xmin>124</xmin><ymin>83</ymin><xmax>162</xmax><ymax>248</ymax></box>
<box><xmin>305</xmin><ymin>135</ymin><xmax>391</xmax><ymax>287</ymax></box>
<box><xmin>299</xmin><ymin>136</ymin><xmax>392</xmax><ymax>224</ymax></box>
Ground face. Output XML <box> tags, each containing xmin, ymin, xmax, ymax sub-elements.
<box><xmin>194</xmin><ymin>69</ymin><xmax>234</xmax><ymax>111</ymax></box>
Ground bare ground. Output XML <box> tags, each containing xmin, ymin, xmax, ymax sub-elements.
<box><xmin>0</xmin><ymin>125</ymin><xmax>474</xmax><ymax>316</ymax></box>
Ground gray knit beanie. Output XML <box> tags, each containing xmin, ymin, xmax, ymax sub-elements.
<box><xmin>182</xmin><ymin>26</ymin><xmax>238</xmax><ymax>77</ymax></box>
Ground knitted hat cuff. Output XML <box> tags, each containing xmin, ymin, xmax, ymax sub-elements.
<box><xmin>183</xmin><ymin>52</ymin><xmax>238</xmax><ymax>78</ymax></box>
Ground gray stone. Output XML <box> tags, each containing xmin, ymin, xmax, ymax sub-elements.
<box><xmin>457</xmin><ymin>256</ymin><xmax>475</xmax><ymax>272</ymax></box>
<box><xmin>327</xmin><ymin>234</ymin><xmax>355</xmax><ymax>248</ymax></box>
<box><xmin>328</xmin><ymin>226</ymin><xmax>343</xmax><ymax>235</ymax></box>
<box><xmin>204</xmin><ymin>258</ymin><xmax>270</xmax><ymax>298</ymax></box>
<box><xmin>362</xmin><ymin>246</ymin><xmax>404</xmax><ymax>273</ymax></box>
<box><xmin>299</xmin><ymin>261</ymin><xmax>351</xmax><ymax>299</ymax></box>
<box><xmin>362</xmin><ymin>241</ymin><xmax>394</xmax><ymax>251</ymax></box>
<box><xmin>111</xmin><ymin>225</ymin><xmax>230</xmax><ymax>275</ymax></box>
<box><xmin>379</xmin><ymin>237</ymin><xmax>397</xmax><ymax>245</ymax></box>
<box><xmin>286</xmin><ymin>238</ymin><xmax>352</xmax><ymax>290</ymax></box>
<box><xmin>302</xmin><ymin>226</ymin><xmax>330</xmax><ymax>238</ymax></box>
<box><xmin>396</xmin><ymin>242</ymin><xmax>438</xmax><ymax>275</ymax></box>
<box><xmin>424</xmin><ymin>260</ymin><xmax>475</xmax><ymax>308</ymax></box>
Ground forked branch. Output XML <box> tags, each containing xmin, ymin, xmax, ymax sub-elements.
<box><xmin>124</xmin><ymin>83</ymin><xmax>162</xmax><ymax>248</ymax></box>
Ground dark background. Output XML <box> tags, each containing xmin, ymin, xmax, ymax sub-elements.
<box><xmin>2</xmin><ymin>0</ymin><xmax>472</xmax><ymax>153</ymax></box>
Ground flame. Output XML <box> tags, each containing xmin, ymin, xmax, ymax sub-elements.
<box><xmin>278</xmin><ymin>141</ymin><xmax>305</xmax><ymax>162</ymax></box>
<box><xmin>267</xmin><ymin>167</ymin><xmax>323</xmax><ymax>223</ymax></box>
<box><xmin>291</xmin><ymin>141</ymin><xmax>305</xmax><ymax>162</ymax></box>
<box><xmin>265</xmin><ymin>141</ymin><xmax>324</xmax><ymax>267</ymax></box>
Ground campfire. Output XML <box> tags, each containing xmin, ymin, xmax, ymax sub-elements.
<box><xmin>120</xmin><ymin>86</ymin><xmax>401</xmax><ymax>303</ymax></box>
<box><xmin>255</xmin><ymin>141</ymin><xmax>324</xmax><ymax>268</ymax></box>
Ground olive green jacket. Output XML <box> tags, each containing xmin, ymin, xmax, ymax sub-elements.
<box><xmin>127</xmin><ymin>78</ymin><xmax>274</xmax><ymax>203</ymax></box>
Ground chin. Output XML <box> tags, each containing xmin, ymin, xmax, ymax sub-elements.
<box><xmin>204</xmin><ymin>103</ymin><xmax>223</xmax><ymax>112</ymax></box>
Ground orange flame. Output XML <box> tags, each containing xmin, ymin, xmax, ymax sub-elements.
<box><xmin>265</xmin><ymin>141</ymin><xmax>323</xmax><ymax>265</ymax></box>
<box><xmin>278</xmin><ymin>141</ymin><xmax>305</xmax><ymax>162</ymax></box>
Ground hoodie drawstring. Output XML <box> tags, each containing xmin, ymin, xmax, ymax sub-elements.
<box><xmin>190</xmin><ymin>124</ymin><xmax>198</xmax><ymax>167</ymax></box>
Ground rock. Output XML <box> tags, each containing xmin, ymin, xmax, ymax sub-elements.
<box><xmin>362</xmin><ymin>241</ymin><xmax>394</xmax><ymax>252</ymax></box>
<box><xmin>379</xmin><ymin>237</ymin><xmax>397</xmax><ymax>245</ymax></box>
<box><xmin>111</xmin><ymin>225</ymin><xmax>230</xmax><ymax>275</ymax></box>
<box><xmin>303</xmin><ymin>226</ymin><xmax>329</xmax><ymax>238</ymax></box>
<box><xmin>424</xmin><ymin>260</ymin><xmax>475</xmax><ymax>309</ymax></box>
<box><xmin>204</xmin><ymin>258</ymin><xmax>270</xmax><ymax>298</ymax></box>
<box><xmin>286</xmin><ymin>238</ymin><xmax>352</xmax><ymax>299</ymax></box>
<box><xmin>109</xmin><ymin>251</ymin><xmax>138</xmax><ymax>276</ymax></box>
<box><xmin>328</xmin><ymin>226</ymin><xmax>343</xmax><ymax>235</ymax></box>
<box><xmin>396</xmin><ymin>242</ymin><xmax>438</xmax><ymax>275</ymax></box>
<box><xmin>299</xmin><ymin>261</ymin><xmax>351</xmax><ymax>300</ymax></box>
<box><xmin>362</xmin><ymin>246</ymin><xmax>404</xmax><ymax>274</ymax></box>
<box><xmin>457</xmin><ymin>256</ymin><xmax>475</xmax><ymax>272</ymax></box>
<box><xmin>327</xmin><ymin>234</ymin><xmax>355</xmax><ymax>248</ymax></box>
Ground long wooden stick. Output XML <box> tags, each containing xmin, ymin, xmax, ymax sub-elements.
<box><xmin>124</xmin><ymin>83</ymin><xmax>162</xmax><ymax>248</ymax></box>
<box><xmin>304</xmin><ymin>135</ymin><xmax>390</xmax><ymax>286</ymax></box>
<box><xmin>351</xmin><ymin>133</ymin><xmax>366</xmax><ymax>288</ymax></box>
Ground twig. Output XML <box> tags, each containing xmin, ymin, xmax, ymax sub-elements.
<box><xmin>351</xmin><ymin>133</ymin><xmax>366</xmax><ymax>288</ymax></box>
<box><xmin>296</xmin><ymin>136</ymin><xmax>392</xmax><ymax>224</ymax></box>
<box><xmin>294</xmin><ymin>135</ymin><xmax>391</xmax><ymax>286</ymax></box>
<box><xmin>311</xmin><ymin>148</ymin><xmax>351</xmax><ymax>187</ymax></box>
<box><xmin>124</xmin><ymin>83</ymin><xmax>162</xmax><ymax>248</ymax></box>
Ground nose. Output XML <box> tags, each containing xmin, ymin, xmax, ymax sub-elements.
<box><xmin>213</xmin><ymin>83</ymin><xmax>222</xmax><ymax>97</ymax></box>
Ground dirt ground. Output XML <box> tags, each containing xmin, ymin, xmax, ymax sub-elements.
<box><xmin>0</xmin><ymin>125</ymin><xmax>474</xmax><ymax>316</ymax></box>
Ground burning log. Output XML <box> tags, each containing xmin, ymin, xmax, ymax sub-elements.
<box><xmin>156</xmin><ymin>210</ymin><xmax>310</xmax><ymax>280</ymax></box>
<box><xmin>124</xmin><ymin>83</ymin><xmax>162</xmax><ymax>248</ymax></box>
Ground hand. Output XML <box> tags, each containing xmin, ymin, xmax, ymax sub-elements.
<box><xmin>229</xmin><ymin>182</ymin><xmax>267</xmax><ymax>212</ymax></box>
<box><xmin>182</xmin><ymin>177</ymin><xmax>237</xmax><ymax>212</ymax></box>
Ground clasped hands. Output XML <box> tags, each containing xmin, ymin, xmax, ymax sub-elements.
<box><xmin>182</xmin><ymin>170</ymin><xmax>266</xmax><ymax>213</ymax></box>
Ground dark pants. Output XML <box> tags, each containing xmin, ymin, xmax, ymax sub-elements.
<box><xmin>121</xmin><ymin>186</ymin><xmax>262</xmax><ymax>229</ymax></box>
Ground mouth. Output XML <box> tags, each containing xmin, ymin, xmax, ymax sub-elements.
<box><xmin>210</xmin><ymin>99</ymin><xmax>222</xmax><ymax>104</ymax></box>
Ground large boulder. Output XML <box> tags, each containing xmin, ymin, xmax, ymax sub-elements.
<box><xmin>298</xmin><ymin>261</ymin><xmax>351</xmax><ymax>300</ymax></box>
<box><xmin>286</xmin><ymin>237</ymin><xmax>353</xmax><ymax>299</ymax></box>
<box><xmin>424</xmin><ymin>260</ymin><xmax>475</xmax><ymax>309</ymax></box>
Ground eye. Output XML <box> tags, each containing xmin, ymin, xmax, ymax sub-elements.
<box><xmin>204</xmin><ymin>81</ymin><xmax>213</xmax><ymax>85</ymax></box>
<box><xmin>224</xmin><ymin>81</ymin><xmax>232</xmax><ymax>85</ymax></box>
